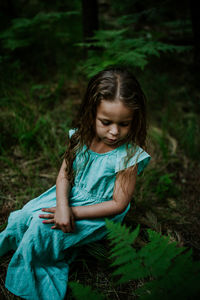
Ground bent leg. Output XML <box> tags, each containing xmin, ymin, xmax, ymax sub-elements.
<box><xmin>4</xmin><ymin>204</ymin><xmax>130</xmax><ymax>300</ymax></box>
<box><xmin>5</xmin><ymin>214</ymin><xmax>72</xmax><ymax>300</ymax></box>
<box><xmin>0</xmin><ymin>185</ymin><xmax>57</xmax><ymax>257</ymax></box>
<box><xmin>0</xmin><ymin>209</ymin><xmax>33</xmax><ymax>257</ymax></box>
<box><xmin>4</xmin><ymin>212</ymin><xmax>108</xmax><ymax>300</ymax></box>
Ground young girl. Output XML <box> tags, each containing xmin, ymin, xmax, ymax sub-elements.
<box><xmin>0</xmin><ymin>66</ymin><xmax>151</xmax><ymax>300</ymax></box>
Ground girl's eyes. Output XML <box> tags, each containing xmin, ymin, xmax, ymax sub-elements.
<box><xmin>119</xmin><ymin>122</ymin><xmax>130</xmax><ymax>127</ymax></box>
<box><xmin>101</xmin><ymin>120</ymin><xmax>111</xmax><ymax>125</ymax></box>
<box><xmin>101</xmin><ymin>120</ymin><xmax>130</xmax><ymax>127</ymax></box>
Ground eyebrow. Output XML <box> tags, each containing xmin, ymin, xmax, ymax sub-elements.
<box><xmin>98</xmin><ymin>117</ymin><xmax>132</xmax><ymax>122</ymax></box>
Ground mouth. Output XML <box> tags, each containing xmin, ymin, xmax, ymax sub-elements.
<box><xmin>106</xmin><ymin>138</ymin><xmax>118</xmax><ymax>144</ymax></box>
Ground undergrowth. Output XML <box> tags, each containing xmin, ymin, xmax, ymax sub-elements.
<box><xmin>0</xmin><ymin>1</ymin><xmax>199</xmax><ymax>299</ymax></box>
<box><xmin>69</xmin><ymin>220</ymin><xmax>200</xmax><ymax>300</ymax></box>
<box><xmin>0</xmin><ymin>64</ymin><xmax>200</xmax><ymax>299</ymax></box>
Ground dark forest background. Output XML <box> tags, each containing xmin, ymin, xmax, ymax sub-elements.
<box><xmin>0</xmin><ymin>0</ymin><xmax>200</xmax><ymax>299</ymax></box>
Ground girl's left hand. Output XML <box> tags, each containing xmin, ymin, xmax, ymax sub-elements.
<box><xmin>39</xmin><ymin>207</ymin><xmax>75</xmax><ymax>232</ymax></box>
<box><xmin>39</xmin><ymin>207</ymin><xmax>56</xmax><ymax>226</ymax></box>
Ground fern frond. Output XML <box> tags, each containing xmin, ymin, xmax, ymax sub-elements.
<box><xmin>0</xmin><ymin>11</ymin><xmax>80</xmax><ymax>51</ymax></box>
<box><xmin>93</xmin><ymin>29</ymin><xmax>128</xmax><ymax>40</ymax></box>
<box><xmin>112</xmin><ymin>260</ymin><xmax>149</xmax><ymax>282</ymax></box>
<box><xmin>106</xmin><ymin>220</ymin><xmax>144</xmax><ymax>282</ymax></box>
<box><xmin>106</xmin><ymin>220</ymin><xmax>200</xmax><ymax>298</ymax></box>
<box><xmin>138</xmin><ymin>230</ymin><xmax>185</xmax><ymax>277</ymax></box>
<box><xmin>135</xmin><ymin>232</ymin><xmax>200</xmax><ymax>299</ymax></box>
<box><xmin>109</xmin><ymin>245</ymin><xmax>136</xmax><ymax>260</ymax></box>
<box><xmin>106</xmin><ymin>219</ymin><xmax>140</xmax><ymax>245</ymax></box>
<box><xmin>70</xmin><ymin>221</ymin><xmax>200</xmax><ymax>300</ymax></box>
<box><xmin>110</xmin><ymin>247</ymin><xmax>137</xmax><ymax>266</ymax></box>
<box><xmin>78</xmin><ymin>28</ymin><xmax>192</xmax><ymax>76</ymax></box>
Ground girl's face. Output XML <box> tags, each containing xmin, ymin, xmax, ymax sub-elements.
<box><xmin>95</xmin><ymin>100</ymin><xmax>133</xmax><ymax>146</ymax></box>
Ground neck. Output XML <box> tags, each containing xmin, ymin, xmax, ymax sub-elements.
<box><xmin>89</xmin><ymin>137</ymin><xmax>124</xmax><ymax>154</ymax></box>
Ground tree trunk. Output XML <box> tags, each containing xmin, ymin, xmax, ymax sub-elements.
<box><xmin>81</xmin><ymin>0</ymin><xmax>98</xmax><ymax>42</ymax></box>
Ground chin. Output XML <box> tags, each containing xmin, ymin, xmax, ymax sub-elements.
<box><xmin>105</xmin><ymin>138</ymin><xmax>119</xmax><ymax>145</ymax></box>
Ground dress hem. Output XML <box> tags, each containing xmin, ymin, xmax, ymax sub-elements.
<box><xmin>5</xmin><ymin>284</ymin><xmax>27</xmax><ymax>300</ymax></box>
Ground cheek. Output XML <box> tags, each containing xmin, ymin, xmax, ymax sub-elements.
<box><xmin>96</xmin><ymin>121</ymin><xmax>105</xmax><ymax>132</ymax></box>
<box><xmin>122</xmin><ymin>126</ymin><xmax>131</xmax><ymax>136</ymax></box>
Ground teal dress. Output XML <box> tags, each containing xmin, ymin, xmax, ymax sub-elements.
<box><xmin>0</xmin><ymin>130</ymin><xmax>151</xmax><ymax>300</ymax></box>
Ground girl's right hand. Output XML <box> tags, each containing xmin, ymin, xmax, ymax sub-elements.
<box><xmin>54</xmin><ymin>205</ymin><xmax>75</xmax><ymax>233</ymax></box>
<box><xmin>40</xmin><ymin>205</ymin><xmax>75</xmax><ymax>233</ymax></box>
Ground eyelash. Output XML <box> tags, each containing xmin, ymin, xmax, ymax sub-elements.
<box><xmin>101</xmin><ymin>120</ymin><xmax>129</xmax><ymax>127</ymax></box>
<box><xmin>101</xmin><ymin>121</ymin><xmax>111</xmax><ymax>125</ymax></box>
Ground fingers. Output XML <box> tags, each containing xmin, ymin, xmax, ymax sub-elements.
<box><xmin>41</xmin><ymin>207</ymin><xmax>56</xmax><ymax>213</ymax></box>
<box><xmin>40</xmin><ymin>208</ymin><xmax>75</xmax><ymax>233</ymax></box>
<box><xmin>51</xmin><ymin>225</ymin><xmax>69</xmax><ymax>232</ymax></box>
<box><xmin>39</xmin><ymin>214</ymin><xmax>54</xmax><ymax>219</ymax></box>
<box><xmin>39</xmin><ymin>212</ymin><xmax>54</xmax><ymax>224</ymax></box>
<box><xmin>41</xmin><ymin>219</ymin><xmax>71</xmax><ymax>230</ymax></box>
<box><xmin>42</xmin><ymin>219</ymin><xmax>55</xmax><ymax>224</ymax></box>
<box><xmin>51</xmin><ymin>223</ymin><xmax>75</xmax><ymax>233</ymax></box>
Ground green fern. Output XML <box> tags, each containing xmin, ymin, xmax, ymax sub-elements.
<box><xmin>70</xmin><ymin>220</ymin><xmax>200</xmax><ymax>299</ymax></box>
<box><xmin>106</xmin><ymin>220</ymin><xmax>200</xmax><ymax>299</ymax></box>
<box><xmin>0</xmin><ymin>11</ymin><xmax>80</xmax><ymax>51</ymax></box>
<box><xmin>77</xmin><ymin>29</ymin><xmax>192</xmax><ymax>77</ymax></box>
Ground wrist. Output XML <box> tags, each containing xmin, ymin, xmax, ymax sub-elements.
<box><xmin>71</xmin><ymin>206</ymin><xmax>79</xmax><ymax>219</ymax></box>
<box><xmin>56</xmin><ymin>198</ymin><xmax>69</xmax><ymax>207</ymax></box>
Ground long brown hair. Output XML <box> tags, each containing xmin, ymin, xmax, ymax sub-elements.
<box><xmin>64</xmin><ymin>66</ymin><xmax>147</xmax><ymax>184</ymax></box>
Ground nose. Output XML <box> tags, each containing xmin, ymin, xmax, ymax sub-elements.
<box><xmin>109</xmin><ymin>124</ymin><xmax>119</xmax><ymax>136</ymax></box>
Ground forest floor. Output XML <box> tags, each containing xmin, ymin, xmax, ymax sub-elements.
<box><xmin>0</xmin><ymin>59</ymin><xmax>200</xmax><ymax>299</ymax></box>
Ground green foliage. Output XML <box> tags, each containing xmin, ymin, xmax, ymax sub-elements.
<box><xmin>0</xmin><ymin>80</ymin><xmax>71</xmax><ymax>174</ymax></box>
<box><xmin>0</xmin><ymin>8</ymin><xmax>82</xmax><ymax>76</ymax></box>
<box><xmin>77</xmin><ymin>0</ymin><xmax>192</xmax><ymax>78</ymax></box>
<box><xmin>149</xmin><ymin>127</ymin><xmax>172</xmax><ymax>161</ymax></box>
<box><xmin>176</xmin><ymin>114</ymin><xmax>200</xmax><ymax>160</ymax></box>
<box><xmin>69</xmin><ymin>282</ymin><xmax>105</xmax><ymax>300</ymax></box>
<box><xmin>152</xmin><ymin>134</ymin><xmax>169</xmax><ymax>160</ymax></box>
<box><xmin>78</xmin><ymin>28</ymin><xmax>191</xmax><ymax>77</ymax></box>
<box><xmin>1</xmin><ymin>102</ymin><xmax>50</xmax><ymax>153</ymax></box>
<box><xmin>106</xmin><ymin>222</ymin><xmax>140</xmax><ymax>271</ymax></box>
<box><xmin>156</xmin><ymin>173</ymin><xmax>179</xmax><ymax>200</ymax></box>
<box><xmin>0</xmin><ymin>12</ymin><xmax>79</xmax><ymax>51</ymax></box>
<box><xmin>70</xmin><ymin>220</ymin><xmax>200</xmax><ymax>299</ymax></box>
<box><xmin>138</xmin><ymin>168</ymin><xmax>179</xmax><ymax>203</ymax></box>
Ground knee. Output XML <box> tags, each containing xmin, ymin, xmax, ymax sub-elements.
<box><xmin>7</xmin><ymin>209</ymin><xmax>32</xmax><ymax>229</ymax></box>
<box><xmin>20</xmin><ymin>216</ymin><xmax>64</xmax><ymax>261</ymax></box>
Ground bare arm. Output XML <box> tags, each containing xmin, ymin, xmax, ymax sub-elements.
<box><xmin>41</xmin><ymin>165</ymin><xmax>137</xmax><ymax>224</ymax></box>
<box><xmin>51</xmin><ymin>159</ymin><xmax>75</xmax><ymax>232</ymax></box>
<box><xmin>56</xmin><ymin>159</ymin><xmax>71</xmax><ymax>207</ymax></box>
<box><xmin>72</xmin><ymin>165</ymin><xmax>137</xmax><ymax>219</ymax></box>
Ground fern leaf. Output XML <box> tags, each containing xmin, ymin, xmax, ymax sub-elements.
<box><xmin>112</xmin><ymin>261</ymin><xmax>149</xmax><ymax>282</ymax></box>
<box><xmin>109</xmin><ymin>245</ymin><xmax>136</xmax><ymax>259</ymax></box>
<box><xmin>141</xmin><ymin>229</ymin><xmax>185</xmax><ymax>277</ymax></box>
<box><xmin>106</xmin><ymin>219</ymin><xmax>140</xmax><ymax>245</ymax></box>
<box><xmin>110</xmin><ymin>248</ymin><xmax>137</xmax><ymax>266</ymax></box>
<box><xmin>93</xmin><ymin>29</ymin><xmax>128</xmax><ymax>40</ymax></box>
<box><xmin>135</xmin><ymin>243</ymin><xmax>200</xmax><ymax>299</ymax></box>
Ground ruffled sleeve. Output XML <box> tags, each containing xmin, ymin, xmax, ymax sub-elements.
<box><xmin>69</xmin><ymin>128</ymin><xmax>76</xmax><ymax>138</ymax></box>
<box><xmin>115</xmin><ymin>144</ymin><xmax>151</xmax><ymax>175</ymax></box>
